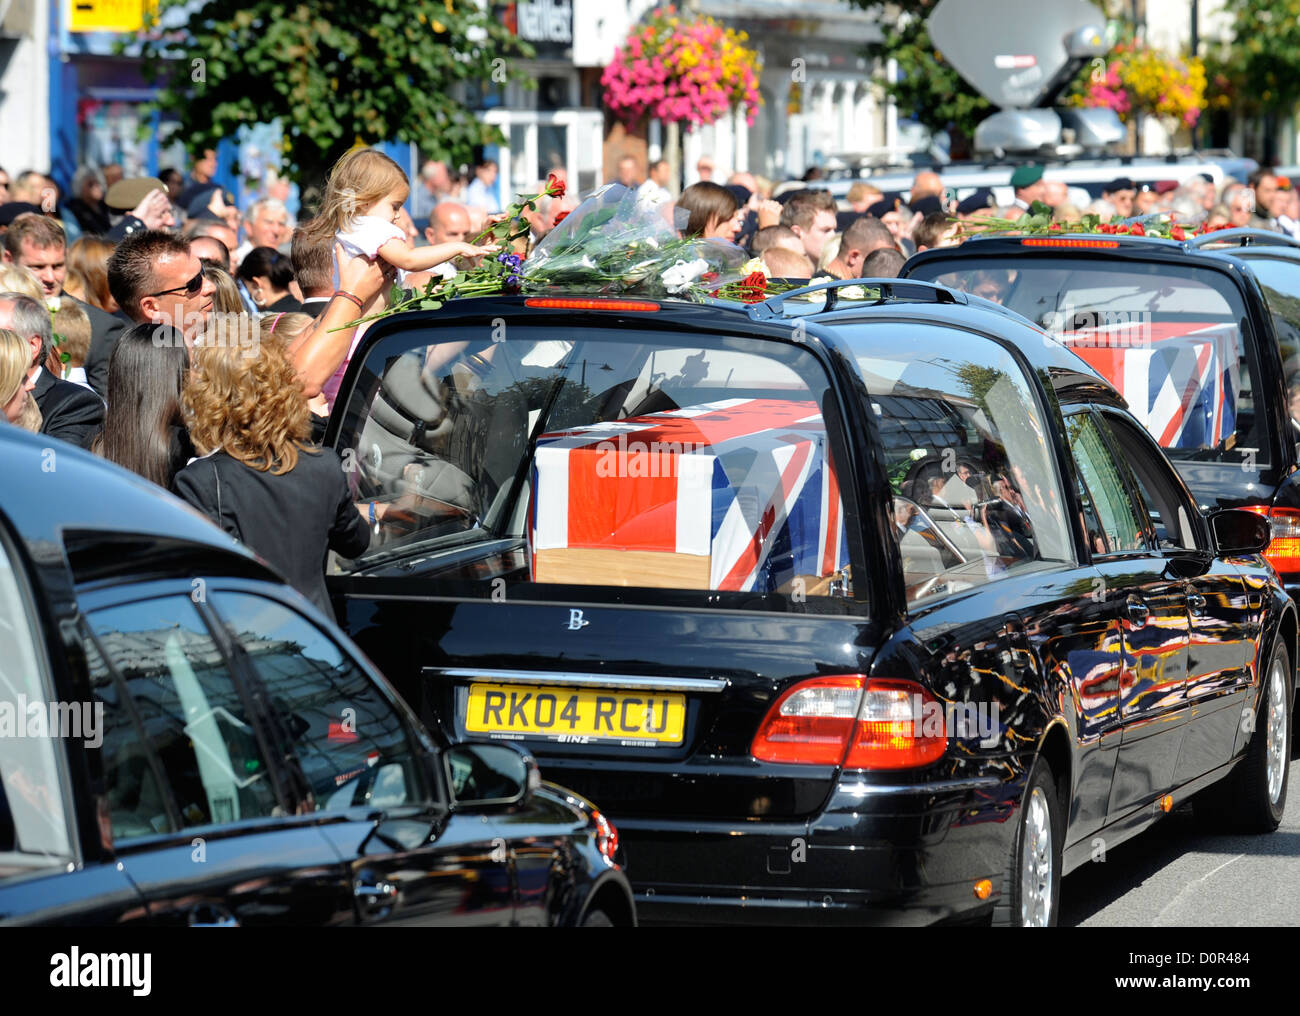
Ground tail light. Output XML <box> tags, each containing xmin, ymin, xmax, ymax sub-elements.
<box><xmin>751</xmin><ymin>676</ymin><xmax>947</xmax><ymax>769</ymax></box>
<box><xmin>843</xmin><ymin>680</ymin><xmax>948</xmax><ymax>769</ymax></box>
<box><xmin>1242</xmin><ymin>505</ymin><xmax>1300</xmax><ymax>573</ymax></box>
<box><xmin>591</xmin><ymin>809</ymin><xmax>619</xmax><ymax>864</ymax></box>
<box><xmin>524</xmin><ymin>297</ymin><xmax>659</xmax><ymax>312</ymax></box>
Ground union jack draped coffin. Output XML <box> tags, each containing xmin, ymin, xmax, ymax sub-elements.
<box><xmin>1061</xmin><ymin>321</ymin><xmax>1241</xmax><ymax>450</ymax></box>
<box><xmin>529</xmin><ymin>398</ymin><xmax>849</xmax><ymax>592</ymax></box>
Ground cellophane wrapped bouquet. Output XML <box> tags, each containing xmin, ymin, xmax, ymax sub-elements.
<box><xmin>519</xmin><ymin>182</ymin><xmax>750</xmax><ymax>298</ymax></box>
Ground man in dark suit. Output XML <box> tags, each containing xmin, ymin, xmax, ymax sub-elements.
<box><xmin>1</xmin><ymin>210</ymin><xmax>126</xmax><ymax>398</ymax></box>
<box><xmin>0</xmin><ymin>292</ymin><xmax>104</xmax><ymax>449</ymax></box>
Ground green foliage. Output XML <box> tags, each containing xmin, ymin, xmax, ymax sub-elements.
<box><xmin>138</xmin><ymin>0</ymin><xmax>534</xmax><ymax>190</ymax></box>
<box><xmin>872</xmin><ymin>3</ymin><xmax>992</xmax><ymax>143</ymax></box>
<box><xmin>1210</xmin><ymin>0</ymin><xmax>1300</xmax><ymax>116</ymax></box>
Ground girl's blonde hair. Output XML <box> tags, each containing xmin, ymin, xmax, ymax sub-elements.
<box><xmin>302</xmin><ymin>148</ymin><xmax>409</xmax><ymax>247</ymax></box>
<box><xmin>184</xmin><ymin>328</ymin><xmax>314</xmax><ymax>474</ymax></box>
<box><xmin>204</xmin><ymin>264</ymin><xmax>245</xmax><ymax>315</ymax></box>
<box><xmin>261</xmin><ymin>311</ymin><xmax>314</xmax><ymax>344</ymax></box>
<box><xmin>0</xmin><ymin>264</ymin><xmax>47</xmax><ymax>307</ymax></box>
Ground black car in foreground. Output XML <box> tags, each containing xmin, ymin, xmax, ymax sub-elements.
<box><xmin>325</xmin><ymin>281</ymin><xmax>1294</xmax><ymax>926</ymax></box>
<box><xmin>904</xmin><ymin>228</ymin><xmax>1300</xmax><ymax>610</ymax></box>
<box><xmin>0</xmin><ymin>427</ymin><xmax>633</xmax><ymax>926</ymax></box>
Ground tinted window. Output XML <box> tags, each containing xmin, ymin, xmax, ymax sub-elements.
<box><xmin>914</xmin><ymin>258</ymin><xmax>1261</xmax><ymax>466</ymax></box>
<box><xmin>845</xmin><ymin>323</ymin><xmax>1072</xmax><ymax>604</ymax></box>
<box><xmin>86</xmin><ymin>597</ymin><xmax>281</xmax><ymax>835</ymax></box>
<box><xmin>333</xmin><ymin>325</ymin><xmax>857</xmax><ymax>609</ymax></box>
<box><xmin>1234</xmin><ymin>256</ymin><xmax>1300</xmax><ymax>445</ymax></box>
<box><xmin>1065</xmin><ymin>412</ymin><xmax>1146</xmax><ymax>555</ymax></box>
<box><xmin>210</xmin><ymin>592</ymin><xmax>427</xmax><ymax>812</ymax></box>
<box><xmin>1096</xmin><ymin>413</ymin><xmax>1202</xmax><ymax>552</ymax></box>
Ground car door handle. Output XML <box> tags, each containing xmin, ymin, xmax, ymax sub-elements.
<box><xmin>1187</xmin><ymin>593</ymin><xmax>1207</xmax><ymax>616</ymax></box>
<box><xmin>1126</xmin><ymin>597</ymin><xmax>1150</xmax><ymax>628</ymax></box>
<box><xmin>187</xmin><ymin>904</ymin><xmax>240</xmax><ymax>928</ymax></box>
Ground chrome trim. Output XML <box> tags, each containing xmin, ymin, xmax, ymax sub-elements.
<box><xmin>835</xmin><ymin>776</ymin><xmax>1001</xmax><ymax>797</ymax></box>
<box><xmin>427</xmin><ymin>667</ymin><xmax>729</xmax><ymax>693</ymax></box>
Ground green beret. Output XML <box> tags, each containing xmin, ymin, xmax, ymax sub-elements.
<box><xmin>1010</xmin><ymin>165</ymin><xmax>1044</xmax><ymax>190</ymax></box>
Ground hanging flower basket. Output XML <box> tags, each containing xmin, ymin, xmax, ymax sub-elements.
<box><xmin>1073</xmin><ymin>40</ymin><xmax>1207</xmax><ymax>130</ymax></box>
<box><xmin>601</xmin><ymin>5</ymin><xmax>763</xmax><ymax>129</ymax></box>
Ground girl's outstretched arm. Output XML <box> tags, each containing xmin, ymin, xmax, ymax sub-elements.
<box><xmin>376</xmin><ymin>237</ymin><xmax>499</xmax><ymax>272</ymax></box>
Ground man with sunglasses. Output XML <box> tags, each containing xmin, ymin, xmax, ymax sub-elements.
<box><xmin>107</xmin><ymin>228</ymin><xmax>392</xmax><ymax>399</ymax></box>
<box><xmin>107</xmin><ymin>230</ymin><xmax>216</xmax><ymax>344</ymax></box>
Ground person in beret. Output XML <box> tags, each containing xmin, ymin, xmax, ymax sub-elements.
<box><xmin>1102</xmin><ymin>177</ymin><xmax>1137</xmax><ymax>218</ymax></box>
<box><xmin>957</xmin><ymin>189</ymin><xmax>997</xmax><ymax>220</ymax></box>
<box><xmin>1007</xmin><ymin>165</ymin><xmax>1047</xmax><ymax>216</ymax></box>
<box><xmin>105</xmin><ymin>178</ymin><xmax>175</xmax><ymax>242</ymax></box>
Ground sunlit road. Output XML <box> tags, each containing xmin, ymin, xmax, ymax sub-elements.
<box><xmin>1062</xmin><ymin>749</ymin><xmax>1300</xmax><ymax>926</ymax></box>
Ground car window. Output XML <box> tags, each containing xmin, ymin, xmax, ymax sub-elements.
<box><xmin>1235</xmin><ymin>256</ymin><xmax>1300</xmax><ymax>447</ymax></box>
<box><xmin>332</xmin><ymin>324</ymin><xmax>857</xmax><ymax>610</ymax></box>
<box><xmin>1095</xmin><ymin>412</ymin><xmax>1203</xmax><ymax>552</ymax></box>
<box><xmin>0</xmin><ymin>529</ymin><xmax>74</xmax><ymax>873</ymax></box>
<box><xmin>845</xmin><ymin>322</ymin><xmax>1072</xmax><ymax>605</ymax></box>
<box><xmin>914</xmin><ymin>258</ymin><xmax>1263</xmax><ymax>467</ymax></box>
<box><xmin>209</xmin><ymin>592</ymin><xmax>428</xmax><ymax>812</ymax></box>
<box><xmin>1065</xmin><ymin>411</ymin><xmax>1148</xmax><ymax>556</ymax></box>
<box><xmin>84</xmin><ymin>596</ymin><xmax>281</xmax><ymax>838</ymax></box>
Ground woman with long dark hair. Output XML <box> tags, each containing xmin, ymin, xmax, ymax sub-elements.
<box><xmin>237</xmin><ymin>246</ymin><xmax>301</xmax><ymax>312</ymax></box>
<box><xmin>92</xmin><ymin>322</ymin><xmax>193</xmax><ymax>490</ymax></box>
<box><xmin>677</xmin><ymin>181</ymin><xmax>741</xmax><ymax>241</ymax></box>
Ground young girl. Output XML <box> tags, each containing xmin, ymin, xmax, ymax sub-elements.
<box><xmin>304</xmin><ymin>148</ymin><xmax>497</xmax><ymax>317</ymax></box>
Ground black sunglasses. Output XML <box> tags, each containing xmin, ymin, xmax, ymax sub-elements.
<box><xmin>147</xmin><ymin>269</ymin><xmax>204</xmax><ymax>299</ymax></box>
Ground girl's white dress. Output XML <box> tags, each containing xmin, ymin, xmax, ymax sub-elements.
<box><xmin>335</xmin><ymin>215</ymin><xmax>410</xmax><ymax>286</ymax></box>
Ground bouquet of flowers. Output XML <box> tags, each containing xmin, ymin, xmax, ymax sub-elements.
<box><xmin>340</xmin><ymin>180</ymin><xmax>754</xmax><ymax>328</ymax></box>
<box><xmin>955</xmin><ymin>201</ymin><xmax>1225</xmax><ymax>241</ymax></box>
<box><xmin>519</xmin><ymin>182</ymin><xmax>749</xmax><ymax>297</ymax></box>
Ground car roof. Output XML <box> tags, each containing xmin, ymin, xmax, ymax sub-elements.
<box><xmin>0</xmin><ymin>426</ymin><xmax>275</xmax><ymax>586</ymax></box>
<box><xmin>345</xmin><ymin>286</ymin><xmax>1122</xmax><ymax>409</ymax></box>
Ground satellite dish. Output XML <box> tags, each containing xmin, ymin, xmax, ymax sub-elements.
<box><xmin>928</xmin><ymin>0</ymin><xmax>1107</xmax><ymax>109</ymax></box>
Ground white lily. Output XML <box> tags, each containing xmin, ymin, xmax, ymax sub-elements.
<box><xmin>662</xmin><ymin>258</ymin><xmax>710</xmax><ymax>294</ymax></box>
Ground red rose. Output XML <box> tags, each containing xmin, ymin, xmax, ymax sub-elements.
<box><xmin>552</xmin><ymin>209</ymin><xmax>570</xmax><ymax>226</ymax></box>
<box><xmin>1049</xmin><ymin>222</ymin><xmax>1061</xmax><ymax>231</ymax></box>
<box><xmin>743</xmin><ymin>270</ymin><xmax>767</xmax><ymax>289</ymax></box>
<box><xmin>1098</xmin><ymin>223</ymin><xmax>1114</xmax><ymax>234</ymax></box>
<box><xmin>1114</xmin><ymin>225</ymin><xmax>1130</xmax><ymax>235</ymax></box>
<box><xmin>547</xmin><ymin>173</ymin><xmax>566</xmax><ymax>198</ymax></box>
<box><xmin>740</xmin><ymin>270</ymin><xmax>767</xmax><ymax>303</ymax></box>
<box><xmin>1171</xmin><ymin>225</ymin><xmax>1186</xmax><ymax>241</ymax></box>
<box><xmin>701</xmin><ymin>271</ymin><xmax>720</xmax><ymax>283</ymax></box>
<box><xmin>1129</xmin><ymin>223</ymin><xmax>1145</xmax><ymax>236</ymax></box>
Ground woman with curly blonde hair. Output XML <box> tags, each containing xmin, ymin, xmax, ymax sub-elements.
<box><xmin>173</xmin><ymin>324</ymin><xmax>369</xmax><ymax>613</ymax></box>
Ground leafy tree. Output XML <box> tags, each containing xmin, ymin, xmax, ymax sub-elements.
<box><xmin>841</xmin><ymin>0</ymin><xmax>990</xmax><ymax>154</ymax></box>
<box><xmin>1208</xmin><ymin>0</ymin><xmax>1300</xmax><ymax>118</ymax></box>
<box><xmin>139</xmin><ymin>0</ymin><xmax>533</xmax><ymax>195</ymax></box>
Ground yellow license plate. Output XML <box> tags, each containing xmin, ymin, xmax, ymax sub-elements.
<box><xmin>465</xmin><ymin>683</ymin><xmax>686</xmax><ymax>745</ymax></box>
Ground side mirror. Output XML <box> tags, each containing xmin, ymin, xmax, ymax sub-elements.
<box><xmin>1210</xmin><ymin>508</ymin><xmax>1271</xmax><ymax>556</ymax></box>
<box><xmin>443</xmin><ymin>742</ymin><xmax>539</xmax><ymax>810</ymax></box>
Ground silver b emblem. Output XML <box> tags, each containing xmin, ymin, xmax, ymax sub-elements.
<box><xmin>566</xmin><ymin>608</ymin><xmax>589</xmax><ymax>631</ymax></box>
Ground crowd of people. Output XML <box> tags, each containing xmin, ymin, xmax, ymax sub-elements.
<box><xmin>1</xmin><ymin>143</ymin><xmax>1293</xmax><ymax>609</ymax></box>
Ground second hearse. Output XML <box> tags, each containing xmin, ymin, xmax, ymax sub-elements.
<box><xmin>325</xmin><ymin>283</ymin><xmax>1293</xmax><ymax>926</ymax></box>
